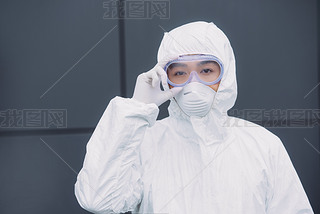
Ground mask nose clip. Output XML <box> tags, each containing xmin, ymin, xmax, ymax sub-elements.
<box><xmin>189</xmin><ymin>71</ymin><xmax>199</xmax><ymax>83</ymax></box>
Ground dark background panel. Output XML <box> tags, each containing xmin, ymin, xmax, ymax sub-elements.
<box><xmin>0</xmin><ymin>135</ymin><xmax>90</xmax><ymax>214</ymax></box>
<box><xmin>0</xmin><ymin>0</ymin><xmax>120</xmax><ymax>129</ymax></box>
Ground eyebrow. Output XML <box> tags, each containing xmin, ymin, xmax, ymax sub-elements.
<box><xmin>168</xmin><ymin>63</ymin><xmax>188</xmax><ymax>70</ymax></box>
<box><xmin>197</xmin><ymin>60</ymin><xmax>218</xmax><ymax>66</ymax></box>
<box><xmin>167</xmin><ymin>61</ymin><xmax>218</xmax><ymax>70</ymax></box>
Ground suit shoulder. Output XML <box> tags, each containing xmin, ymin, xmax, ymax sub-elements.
<box><xmin>227</xmin><ymin>116</ymin><xmax>282</xmax><ymax>147</ymax></box>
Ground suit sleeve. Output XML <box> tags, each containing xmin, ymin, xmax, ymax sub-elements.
<box><xmin>74</xmin><ymin>97</ymin><xmax>159</xmax><ymax>213</ymax></box>
<box><xmin>266</xmin><ymin>137</ymin><xmax>314</xmax><ymax>214</ymax></box>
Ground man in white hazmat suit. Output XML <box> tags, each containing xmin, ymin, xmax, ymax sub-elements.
<box><xmin>75</xmin><ymin>21</ymin><xmax>314</xmax><ymax>214</ymax></box>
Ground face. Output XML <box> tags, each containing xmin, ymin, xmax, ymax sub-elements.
<box><xmin>167</xmin><ymin>60</ymin><xmax>221</xmax><ymax>92</ymax></box>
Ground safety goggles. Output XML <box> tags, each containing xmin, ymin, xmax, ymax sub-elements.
<box><xmin>164</xmin><ymin>54</ymin><xmax>224</xmax><ymax>87</ymax></box>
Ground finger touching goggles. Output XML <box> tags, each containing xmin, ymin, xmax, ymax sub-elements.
<box><xmin>164</xmin><ymin>54</ymin><xmax>224</xmax><ymax>87</ymax></box>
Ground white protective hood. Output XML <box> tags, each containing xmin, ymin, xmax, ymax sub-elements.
<box><xmin>158</xmin><ymin>21</ymin><xmax>237</xmax><ymax>145</ymax></box>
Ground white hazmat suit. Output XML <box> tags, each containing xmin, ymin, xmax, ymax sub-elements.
<box><xmin>75</xmin><ymin>21</ymin><xmax>314</xmax><ymax>214</ymax></box>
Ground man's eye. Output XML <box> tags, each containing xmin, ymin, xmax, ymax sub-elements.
<box><xmin>174</xmin><ymin>71</ymin><xmax>187</xmax><ymax>76</ymax></box>
<box><xmin>201</xmin><ymin>69</ymin><xmax>212</xmax><ymax>74</ymax></box>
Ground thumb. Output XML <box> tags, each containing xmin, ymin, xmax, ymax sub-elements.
<box><xmin>169</xmin><ymin>87</ymin><xmax>183</xmax><ymax>97</ymax></box>
<box><xmin>156</xmin><ymin>87</ymin><xmax>183</xmax><ymax>106</ymax></box>
<box><xmin>161</xmin><ymin>87</ymin><xmax>183</xmax><ymax>102</ymax></box>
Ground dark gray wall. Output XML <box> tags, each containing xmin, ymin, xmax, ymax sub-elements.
<box><xmin>0</xmin><ymin>0</ymin><xmax>319</xmax><ymax>213</ymax></box>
